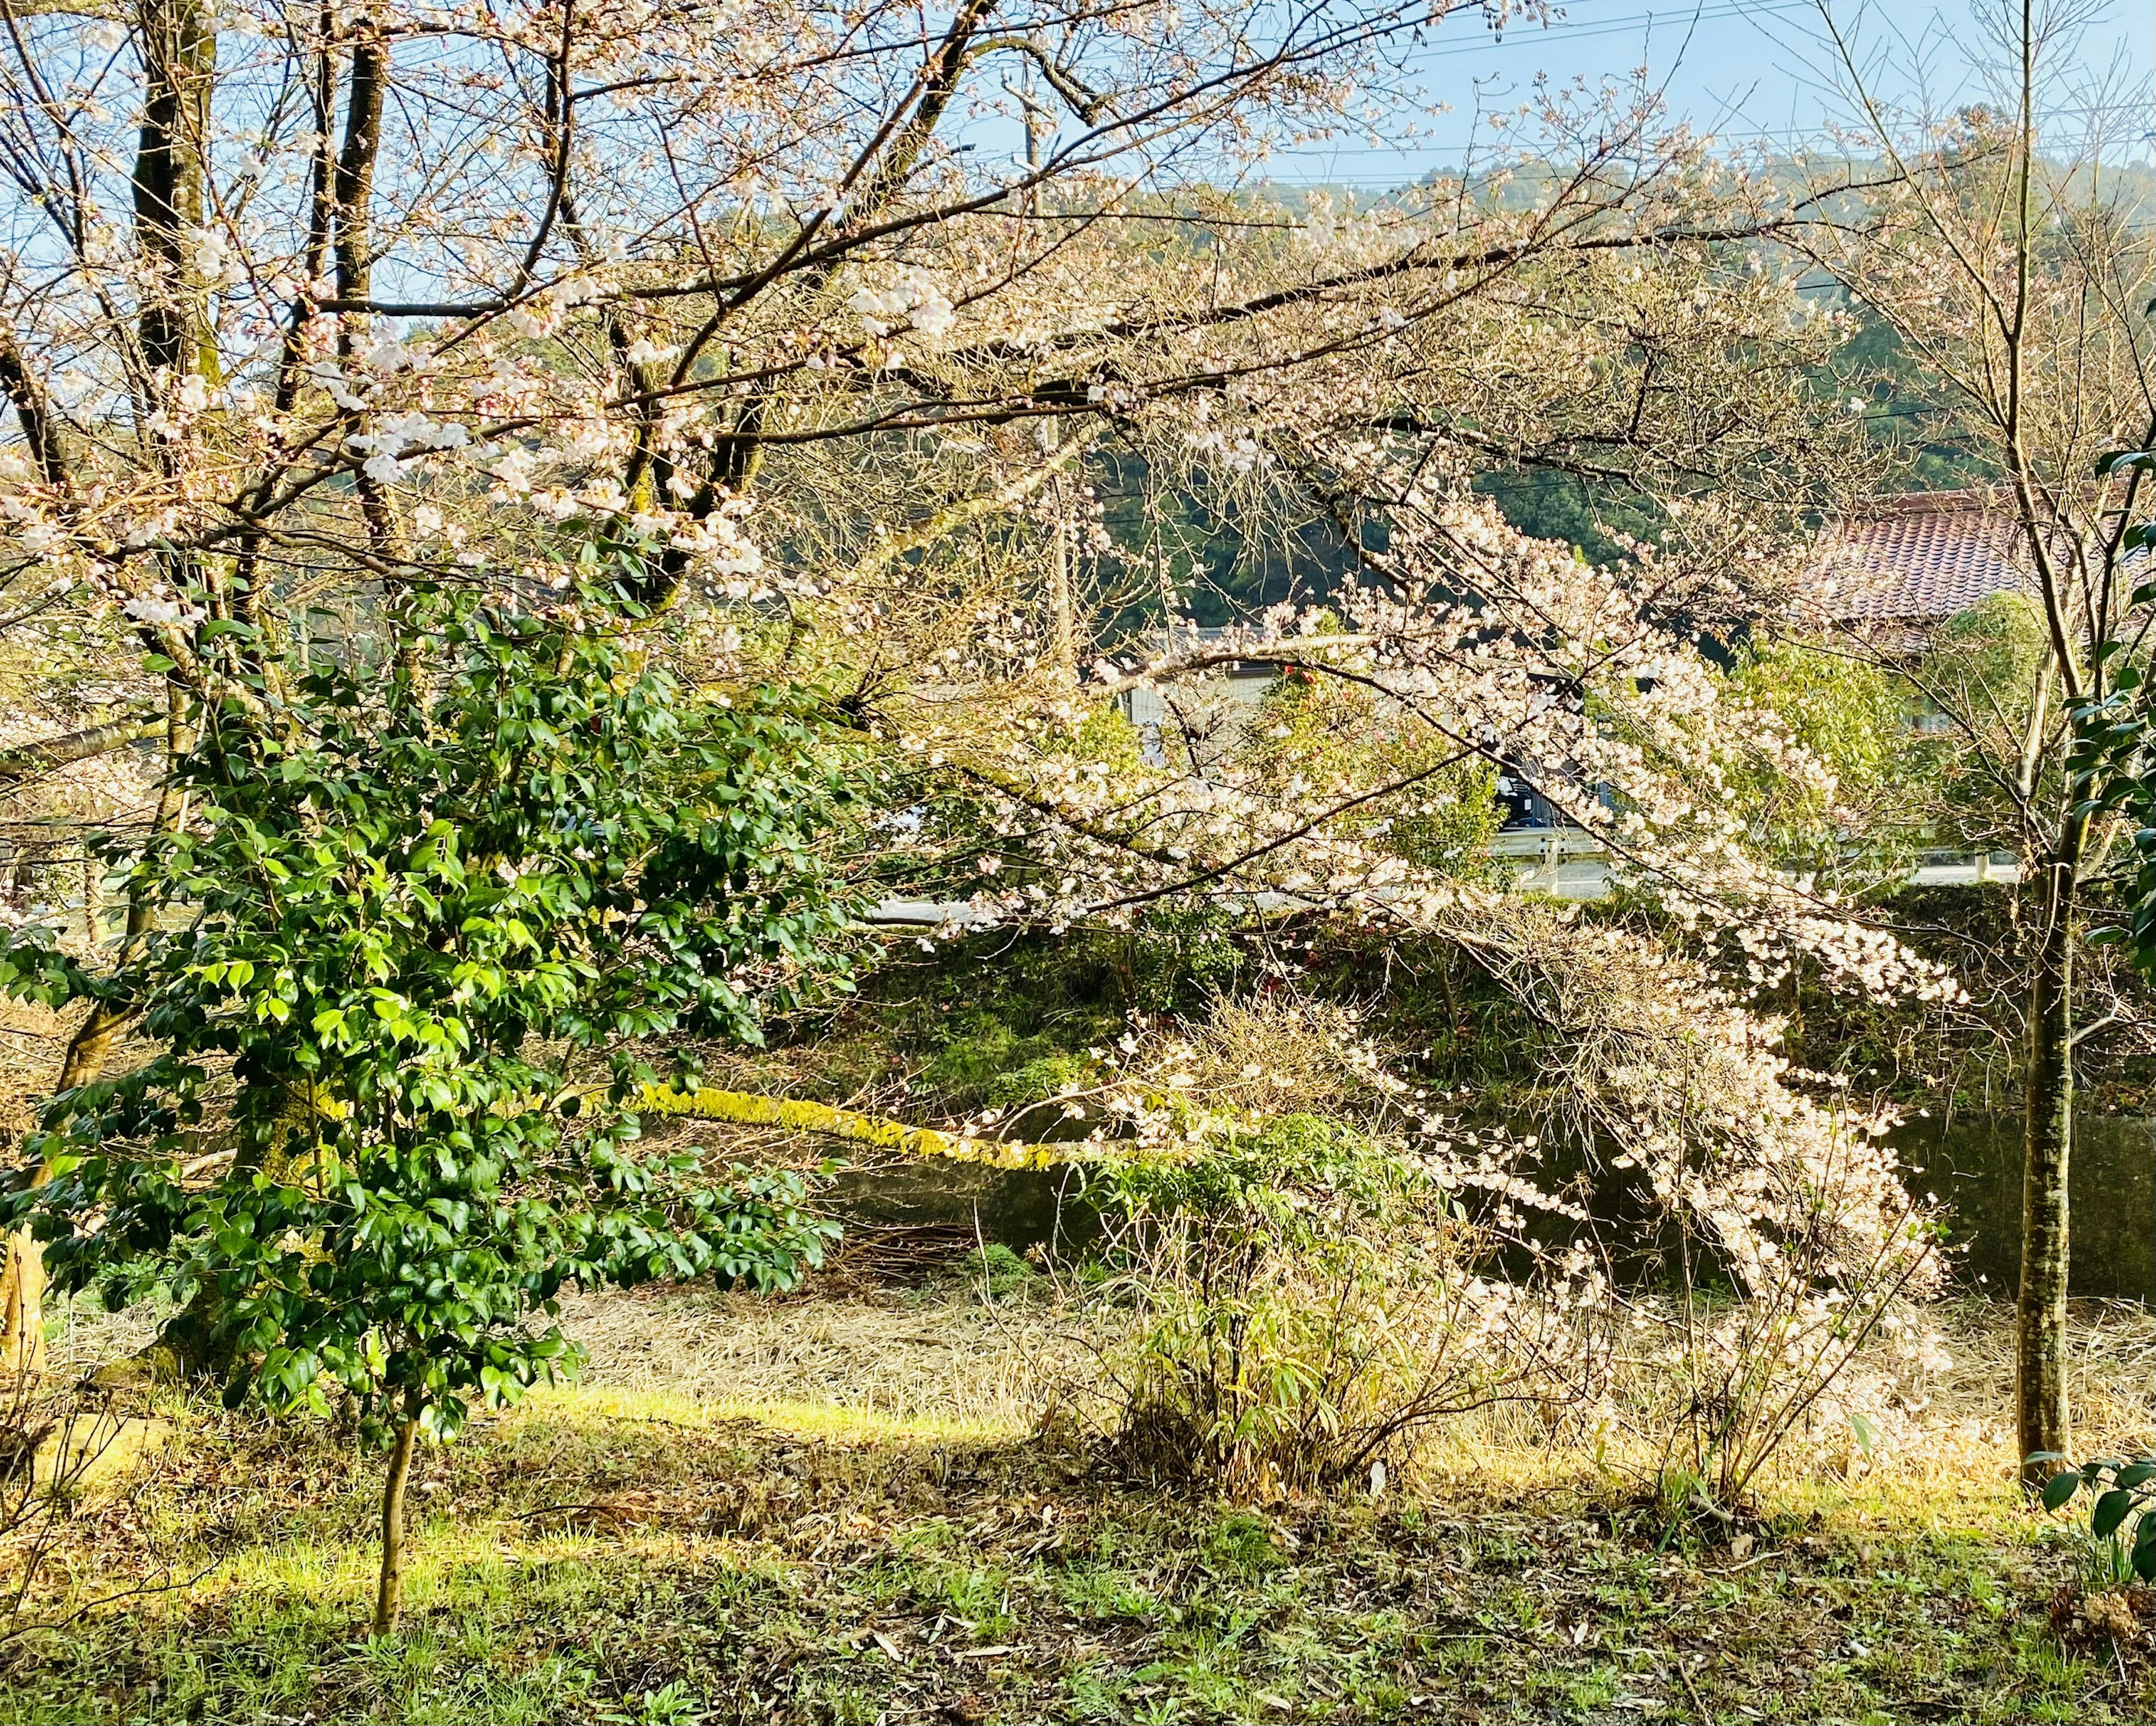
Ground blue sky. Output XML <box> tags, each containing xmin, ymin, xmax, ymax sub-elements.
<box><xmin>1253</xmin><ymin>0</ymin><xmax>2156</xmax><ymax>185</ymax></box>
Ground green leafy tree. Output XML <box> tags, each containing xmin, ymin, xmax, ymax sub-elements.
<box><xmin>1471</xmin><ymin>468</ymin><xmax>1662</xmax><ymax>570</ymax></box>
<box><xmin>1820</xmin><ymin>302</ymin><xmax>1997</xmax><ymax>495</ymax></box>
<box><xmin>1239</xmin><ymin>664</ymin><xmax>1499</xmax><ymax>882</ymax></box>
<box><xmin>0</xmin><ymin>538</ymin><xmax>860</xmax><ymax>1632</ymax></box>
<box><xmin>1721</xmin><ymin>639</ymin><xmax>1917</xmax><ymax>885</ymax></box>
<box><xmin>1914</xmin><ymin>593</ymin><xmax>2054</xmax><ymax>851</ymax></box>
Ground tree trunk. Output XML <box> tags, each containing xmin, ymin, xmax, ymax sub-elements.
<box><xmin>132</xmin><ymin>0</ymin><xmax>218</xmax><ymax>381</ymax></box>
<box><xmin>118</xmin><ymin>1082</ymin><xmax>315</xmax><ymax>1383</ymax></box>
<box><xmin>0</xmin><ymin>714</ymin><xmax>163</xmax><ymax>789</ymax></box>
<box><xmin>637</xmin><ymin>1080</ymin><xmax>1059</xmax><ymax>1167</ymax></box>
<box><xmin>80</xmin><ymin>852</ymin><xmax>102</xmax><ymax>952</ymax></box>
<box><xmin>0</xmin><ymin>1221</ymin><xmax>44</xmax><ymax>1377</ymax></box>
<box><xmin>2</xmin><ymin>720</ymin><xmax>175</xmax><ymax>1378</ymax></box>
<box><xmin>1044</xmin><ymin>424</ymin><xmax>1074</xmax><ymax>681</ymax></box>
<box><xmin>373</xmin><ymin>1413</ymin><xmax>418</xmax><ymax>1636</ymax></box>
<box><xmin>2017</xmin><ymin>851</ymin><xmax>2076</xmax><ymax>1479</ymax></box>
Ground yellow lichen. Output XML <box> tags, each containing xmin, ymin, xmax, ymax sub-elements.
<box><xmin>633</xmin><ymin>1084</ymin><xmax>1090</xmax><ymax>1168</ymax></box>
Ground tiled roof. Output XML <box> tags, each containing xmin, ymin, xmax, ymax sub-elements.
<box><xmin>1817</xmin><ymin>491</ymin><xmax>2031</xmax><ymax>622</ymax></box>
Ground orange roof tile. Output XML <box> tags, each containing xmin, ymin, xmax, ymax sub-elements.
<box><xmin>1819</xmin><ymin>490</ymin><xmax>2030</xmax><ymax>622</ymax></box>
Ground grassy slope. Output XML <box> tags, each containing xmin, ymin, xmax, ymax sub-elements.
<box><xmin>4</xmin><ymin>1370</ymin><xmax>2148</xmax><ymax>1725</ymax></box>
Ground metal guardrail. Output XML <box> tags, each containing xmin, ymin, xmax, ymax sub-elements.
<box><xmin>1498</xmin><ymin>838</ymin><xmax>2023</xmax><ymax>899</ymax></box>
<box><xmin>1488</xmin><ymin>829</ymin><xmax>1609</xmax><ymax>861</ymax></box>
<box><xmin>869</xmin><ymin>844</ymin><xmax>2025</xmax><ymax>923</ymax></box>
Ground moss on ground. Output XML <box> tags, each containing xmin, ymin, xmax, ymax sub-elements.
<box><xmin>3</xmin><ymin>1388</ymin><xmax>2148</xmax><ymax>1724</ymax></box>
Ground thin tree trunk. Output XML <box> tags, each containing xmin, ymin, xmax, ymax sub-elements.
<box><xmin>131</xmin><ymin>0</ymin><xmax>223</xmax><ymax>666</ymax></box>
<box><xmin>2017</xmin><ymin>846</ymin><xmax>2077</xmax><ymax>1478</ymax></box>
<box><xmin>638</xmin><ymin>1080</ymin><xmax>1061</xmax><ymax>1166</ymax></box>
<box><xmin>330</xmin><ymin>31</ymin><xmax>414</xmax><ymax>677</ymax></box>
<box><xmin>79</xmin><ymin>852</ymin><xmax>102</xmax><ymax>952</ymax></box>
<box><xmin>373</xmin><ymin>1412</ymin><xmax>418</xmax><ymax>1636</ymax></box>
<box><xmin>1997</xmin><ymin>9</ymin><xmax>2070</xmax><ymax>1480</ymax></box>
<box><xmin>1044</xmin><ymin>423</ymin><xmax>1074</xmax><ymax>679</ymax></box>
<box><xmin>0</xmin><ymin>714</ymin><xmax>163</xmax><ymax>788</ymax></box>
<box><xmin>1050</xmin><ymin>508</ymin><xmax>1074</xmax><ymax>679</ymax></box>
<box><xmin>0</xmin><ymin>1216</ymin><xmax>43</xmax><ymax>1376</ymax></box>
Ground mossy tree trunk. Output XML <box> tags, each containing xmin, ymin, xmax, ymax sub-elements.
<box><xmin>122</xmin><ymin>1084</ymin><xmax>315</xmax><ymax>1382</ymax></box>
<box><xmin>373</xmin><ymin>1410</ymin><xmax>418</xmax><ymax>1636</ymax></box>
<box><xmin>2017</xmin><ymin>846</ymin><xmax>2077</xmax><ymax>1480</ymax></box>
<box><xmin>637</xmin><ymin>1082</ymin><xmax>1066</xmax><ymax>1167</ymax></box>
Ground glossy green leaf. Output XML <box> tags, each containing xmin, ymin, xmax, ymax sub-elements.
<box><xmin>0</xmin><ymin>532</ymin><xmax>867</xmax><ymax>1450</ymax></box>
<box><xmin>2041</xmin><ymin>1469</ymin><xmax>2086</xmax><ymax>1512</ymax></box>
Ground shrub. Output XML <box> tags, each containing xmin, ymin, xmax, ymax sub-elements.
<box><xmin>987</xmin><ymin>1053</ymin><xmax>1096</xmax><ymax>1111</ymax></box>
<box><xmin>0</xmin><ymin>539</ymin><xmax>860</xmax><ymax>1632</ymax></box>
<box><xmin>0</xmin><ymin>1378</ymin><xmax>152</xmax><ymax>1637</ymax></box>
<box><xmin>1088</xmin><ymin>1112</ymin><xmax>1588</xmax><ymax>1495</ymax></box>
<box><xmin>961</xmin><ymin>1242</ymin><xmax>1036</xmax><ymax>1301</ymax></box>
<box><xmin>1069</xmin><ymin>976</ymin><xmax>1947</xmax><ymax>1508</ymax></box>
<box><xmin>1447</xmin><ymin>904</ymin><xmax>1948</xmax><ymax>1509</ymax></box>
<box><xmin>2033</xmin><ymin>1453</ymin><xmax>2156</xmax><ymax>1586</ymax></box>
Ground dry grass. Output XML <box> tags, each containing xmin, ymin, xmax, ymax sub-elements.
<box><xmin>38</xmin><ymin>1290</ymin><xmax>162</xmax><ymax>1375</ymax></box>
<box><xmin>10</xmin><ymin>1362</ymin><xmax>2137</xmax><ymax>1726</ymax></box>
<box><xmin>1930</xmin><ymin>1297</ymin><xmax>2156</xmax><ymax>1449</ymax></box>
<box><xmin>41</xmin><ymin>1266</ymin><xmax>1102</xmax><ymax>1441</ymax></box>
<box><xmin>40</xmin><ymin>1275</ymin><xmax>2156</xmax><ymax>1498</ymax></box>
<box><xmin>551</xmin><ymin>1280</ymin><xmax>1098</xmax><ymax>1435</ymax></box>
<box><xmin>0</xmin><ymin>1000</ymin><xmax>71</xmax><ymax>1147</ymax></box>
<box><xmin>532</xmin><ymin>1279</ymin><xmax>2156</xmax><ymax>1517</ymax></box>
<box><xmin>1408</xmin><ymin>1295</ymin><xmax>2156</xmax><ymax>1504</ymax></box>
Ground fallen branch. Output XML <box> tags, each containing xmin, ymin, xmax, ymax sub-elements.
<box><xmin>636</xmin><ymin>1082</ymin><xmax>1093</xmax><ymax>1168</ymax></box>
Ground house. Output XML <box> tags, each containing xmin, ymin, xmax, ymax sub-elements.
<box><xmin>1813</xmin><ymin>489</ymin><xmax>2033</xmax><ymax>648</ymax></box>
<box><xmin>1116</xmin><ymin>623</ymin><xmax>1589</xmax><ymax>833</ymax></box>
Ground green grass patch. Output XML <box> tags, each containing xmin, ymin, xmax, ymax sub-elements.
<box><xmin>2</xmin><ymin>1386</ymin><xmax>2145</xmax><ymax>1724</ymax></box>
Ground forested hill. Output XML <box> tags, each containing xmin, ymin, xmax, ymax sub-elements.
<box><xmin>1084</xmin><ymin>152</ymin><xmax>2148</xmax><ymax>627</ymax></box>
<box><xmin>1088</xmin><ymin>305</ymin><xmax>1989</xmax><ymax>635</ymax></box>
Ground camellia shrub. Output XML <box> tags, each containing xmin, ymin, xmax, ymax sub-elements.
<box><xmin>0</xmin><ymin>535</ymin><xmax>862</xmax><ymax>1632</ymax></box>
<box><xmin>2032</xmin><ymin>1454</ymin><xmax>2156</xmax><ymax>1586</ymax></box>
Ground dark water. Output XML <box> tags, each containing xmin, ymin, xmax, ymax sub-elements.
<box><xmin>1891</xmin><ymin>1112</ymin><xmax>2156</xmax><ymax>1302</ymax></box>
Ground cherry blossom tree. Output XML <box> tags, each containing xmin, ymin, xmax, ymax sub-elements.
<box><xmin>0</xmin><ymin>0</ymin><xmax>1945</xmax><ymax>1467</ymax></box>
<box><xmin>1789</xmin><ymin>0</ymin><xmax>2156</xmax><ymax>1473</ymax></box>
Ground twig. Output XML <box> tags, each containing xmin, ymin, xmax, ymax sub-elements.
<box><xmin>1673</xmin><ymin>1654</ymin><xmax>1711</xmax><ymax>1724</ymax></box>
<box><xmin>517</xmin><ymin>1501</ymin><xmax>618</xmax><ymax>1520</ymax></box>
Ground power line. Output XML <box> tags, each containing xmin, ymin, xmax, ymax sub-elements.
<box><xmin>1254</xmin><ymin>95</ymin><xmax>2156</xmax><ymax>163</ymax></box>
<box><xmin>1406</xmin><ymin>0</ymin><xmax>1815</xmax><ymax>60</ymax></box>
